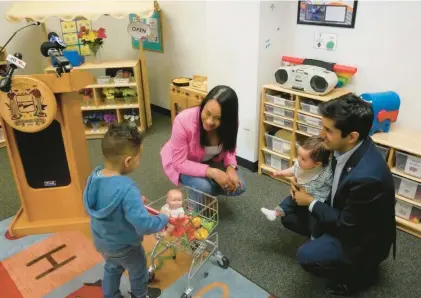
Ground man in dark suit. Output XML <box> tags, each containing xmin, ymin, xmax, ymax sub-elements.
<box><xmin>281</xmin><ymin>93</ymin><xmax>396</xmax><ymax>296</ymax></box>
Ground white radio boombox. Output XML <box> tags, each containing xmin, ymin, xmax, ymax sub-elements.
<box><xmin>274</xmin><ymin>65</ymin><xmax>338</xmax><ymax>96</ymax></box>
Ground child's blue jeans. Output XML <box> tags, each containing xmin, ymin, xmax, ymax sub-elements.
<box><xmin>100</xmin><ymin>245</ymin><xmax>148</xmax><ymax>298</ymax></box>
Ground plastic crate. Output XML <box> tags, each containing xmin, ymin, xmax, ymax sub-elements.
<box><xmin>393</xmin><ymin>174</ymin><xmax>421</xmax><ymax>201</ymax></box>
<box><xmin>375</xmin><ymin>144</ymin><xmax>389</xmax><ymax>160</ymax></box>
<box><xmin>264</xmin><ymin>114</ymin><xmax>293</xmax><ymax>129</ymax></box>
<box><xmin>265</xmin><ymin>94</ymin><xmax>295</xmax><ymax>108</ymax></box>
<box><xmin>97</xmin><ymin>76</ymin><xmax>110</xmax><ymax>85</ymax></box>
<box><xmin>395</xmin><ymin>198</ymin><xmax>421</xmax><ymax>223</ymax></box>
<box><xmin>297</xmin><ymin>113</ymin><xmax>322</xmax><ymax>128</ymax></box>
<box><xmin>300</xmin><ymin>101</ymin><xmax>320</xmax><ymax>115</ymax></box>
<box><xmin>395</xmin><ymin>151</ymin><xmax>421</xmax><ymax>179</ymax></box>
<box><xmin>265</xmin><ymin>132</ymin><xmax>291</xmax><ymax>155</ymax></box>
<box><xmin>297</xmin><ymin>123</ymin><xmax>321</xmax><ymax>136</ymax></box>
<box><xmin>264</xmin><ymin>103</ymin><xmax>294</xmax><ymax>119</ymax></box>
<box><xmin>264</xmin><ymin>152</ymin><xmax>289</xmax><ymax>170</ymax></box>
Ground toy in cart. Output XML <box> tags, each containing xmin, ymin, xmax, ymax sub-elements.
<box><xmin>145</xmin><ymin>187</ymin><xmax>229</xmax><ymax>298</ymax></box>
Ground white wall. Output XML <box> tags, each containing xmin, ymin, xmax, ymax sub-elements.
<box><xmin>0</xmin><ymin>2</ymin><xmax>44</xmax><ymax>75</ymax></box>
<box><xmin>279</xmin><ymin>0</ymin><xmax>421</xmax><ymax>133</ymax></box>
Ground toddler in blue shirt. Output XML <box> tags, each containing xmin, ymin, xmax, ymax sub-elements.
<box><xmin>83</xmin><ymin>123</ymin><xmax>169</xmax><ymax>298</ymax></box>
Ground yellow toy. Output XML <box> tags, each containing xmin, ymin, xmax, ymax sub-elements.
<box><xmin>102</xmin><ymin>88</ymin><xmax>116</xmax><ymax>100</ymax></box>
<box><xmin>194</xmin><ymin>227</ymin><xmax>209</xmax><ymax>240</ymax></box>
<box><xmin>192</xmin><ymin>217</ymin><xmax>201</xmax><ymax>229</ymax></box>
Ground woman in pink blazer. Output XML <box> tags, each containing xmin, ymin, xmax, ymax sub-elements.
<box><xmin>160</xmin><ymin>85</ymin><xmax>246</xmax><ymax>197</ymax></box>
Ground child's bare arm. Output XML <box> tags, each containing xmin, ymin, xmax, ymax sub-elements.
<box><xmin>273</xmin><ymin>166</ymin><xmax>294</xmax><ymax>178</ymax></box>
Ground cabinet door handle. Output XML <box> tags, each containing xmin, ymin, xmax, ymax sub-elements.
<box><xmin>185</xmin><ymin>93</ymin><xmax>190</xmax><ymax>96</ymax></box>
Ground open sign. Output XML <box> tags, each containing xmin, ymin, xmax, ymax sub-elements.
<box><xmin>127</xmin><ymin>21</ymin><xmax>151</xmax><ymax>39</ymax></box>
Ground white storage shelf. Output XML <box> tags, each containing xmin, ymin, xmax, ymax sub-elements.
<box><xmin>264</xmin><ymin>113</ymin><xmax>294</xmax><ymax>130</ymax></box>
<box><xmin>264</xmin><ymin>103</ymin><xmax>294</xmax><ymax>119</ymax></box>
<box><xmin>393</xmin><ymin>174</ymin><xmax>421</xmax><ymax>202</ymax></box>
<box><xmin>297</xmin><ymin>123</ymin><xmax>321</xmax><ymax>136</ymax></box>
<box><xmin>395</xmin><ymin>150</ymin><xmax>421</xmax><ymax>180</ymax></box>
<box><xmin>300</xmin><ymin>100</ymin><xmax>320</xmax><ymax>115</ymax></box>
<box><xmin>375</xmin><ymin>144</ymin><xmax>389</xmax><ymax>160</ymax></box>
<box><xmin>395</xmin><ymin>198</ymin><xmax>421</xmax><ymax>223</ymax></box>
<box><xmin>297</xmin><ymin>112</ymin><xmax>322</xmax><ymax>128</ymax></box>
<box><xmin>265</xmin><ymin>93</ymin><xmax>295</xmax><ymax>109</ymax></box>
<box><xmin>264</xmin><ymin>132</ymin><xmax>292</xmax><ymax>155</ymax></box>
<box><xmin>264</xmin><ymin>152</ymin><xmax>289</xmax><ymax>171</ymax></box>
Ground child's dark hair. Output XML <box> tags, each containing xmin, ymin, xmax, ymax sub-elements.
<box><xmin>299</xmin><ymin>136</ymin><xmax>330</xmax><ymax>166</ymax></box>
<box><xmin>102</xmin><ymin>122</ymin><xmax>143</xmax><ymax>163</ymax></box>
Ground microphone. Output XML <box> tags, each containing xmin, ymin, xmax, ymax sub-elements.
<box><xmin>0</xmin><ymin>21</ymin><xmax>41</xmax><ymax>51</ymax></box>
<box><xmin>40</xmin><ymin>42</ymin><xmax>72</xmax><ymax>76</ymax></box>
<box><xmin>48</xmin><ymin>32</ymin><xmax>67</xmax><ymax>49</ymax></box>
<box><xmin>0</xmin><ymin>53</ymin><xmax>23</xmax><ymax>93</ymax></box>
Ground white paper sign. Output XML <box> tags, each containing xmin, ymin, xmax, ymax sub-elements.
<box><xmin>404</xmin><ymin>156</ymin><xmax>421</xmax><ymax>178</ymax></box>
<box><xmin>395</xmin><ymin>201</ymin><xmax>412</xmax><ymax>220</ymax></box>
<box><xmin>272</xmin><ymin>139</ymin><xmax>284</xmax><ymax>153</ymax></box>
<box><xmin>274</xmin><ymin>97</ymin><xmax>286</xmax><ymax>106</ymax></box>
<box><xmin>6</xmin><ymin>54</ymin><xmax>26</xmax><ymax>69</ymax></box>
<box><xmin>398</xmin><ymin>179</ymin><xmax>418</xmax><ymax>199</ymax></box>
<box><xmin>307</xmin><ymin>126</ymin><xmax>320</xmax><ymax>136</ymax></box>
<box><xmin>271</xmin><ymin>157</ymin><xmax>283</xmax><ymax>170</ymax></box>
<box><xmin>273</xmin><ymin>118</ymin><xmax>285</xmax><ymax>126</ymax></box>
<box><xmin>305</xmin><ymin>116</ymin><xmax>321</xmax><ymax>127</ymax></box>
<box><xmin>309</xmin><ymin>105</ymin><xmax>320</xmax><ymax>115</ymax></box>
<box><xmin>314</xmin><ymin>32</ymin><xmax>338</xmax><ymax>51</ymax></box>
<box><xmin>127</xmin><ymin>21</ymin><xmax>151</xmax><ymax>39</ymax></box>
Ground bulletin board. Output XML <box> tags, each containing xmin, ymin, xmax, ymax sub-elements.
<box><xmin>60</xmin><ymin>18</ymin><xmax>93</xmax><ymax>56</ymax></box>
<box><xmin>129</xmin><ymin>6</ymin><xmax>163</xmax><ymax>52</ymax></box>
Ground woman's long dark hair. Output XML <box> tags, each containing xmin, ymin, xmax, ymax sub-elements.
<box><xmin>199</xmin><ymin>85</ymin><xmax>239</xmax><ymax>153</ymax></box>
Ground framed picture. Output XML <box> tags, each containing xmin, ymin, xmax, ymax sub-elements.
<box><xmin>297</xmin><ymin>1</ymin><xmax>358</xmax><ymax>28</ymax></box>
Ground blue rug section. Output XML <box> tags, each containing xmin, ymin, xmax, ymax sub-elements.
<box><xmin>0</xmin><ymin>217</ymin><xmax>51</xmax><ymax>261</ymax></box>
<box><xmin>162</xmin><ymin>259</ymin><xmax>271</xmax><ymax>298</ymax></box>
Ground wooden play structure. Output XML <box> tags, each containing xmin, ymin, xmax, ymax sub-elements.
<box><xmin>0</xmin><ymin>1</ymin><xmax>158</xmax><ymax>238</ymax></box>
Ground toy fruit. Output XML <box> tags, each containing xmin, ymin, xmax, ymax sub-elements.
<box><xmin>201</xmin><ymin>220</ymin><xmax>216</xmax><ymax>232</ymax></box>
<box><xmin>194</xmin><ymin>227</ymin><xmax>209</xmax><ymax>240</ymax></box>
<box><xmin>192</xmin><ymin>217</ymin><xmax>202</xmax><ymax>228</ymax></box>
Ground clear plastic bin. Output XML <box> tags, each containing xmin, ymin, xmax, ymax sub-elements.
<box><xmin>265</xmin><ymin>94</ymin><xmax>295</xmax><ymax>108</ymax></box>
<box><xmin>395</xmin><ymin>150</ymin><xmax>421</xmax><ymax>179</ymax></box>
<box><xmin>265</xmin><ymin>132</ymin><xmax>291</xmax><ymax>155</ymax></box>
<box><xmin>375</xmin><ymin>145</ymin><xmax>389</xmax><ymax>160</ymax></box>
<box><xmin>264</xmin><ymin>114</ymin><xmax>293</xmax><ymax>129</ymax></box>
<box><xmin>297</xmin><ymin>113</ymin><xmax>322</xmax><ymax>128</ymax></box>
<box><xmin>393</xmin><ymin>174</ymin><xmax>421</xmax><ymax>201</ymax></box>
<box><xmin>395</xmin><ymin>198</ymin><xmax>421</xmax><ymax>223</ymax></box>
<box><xmin>264</xmin><ymin>152</ymin><xmax>289</xmax><ymax>170</ymax></box>
<box><xmin>300</xmin><ymin>101</ymin><xmax>320</xmax><ymax>115</ymax></box>
<box><xmin>264</xmin><ymin>103</ymin><xmax>294</xmax><ymax>119</ymax></box>
<box><xmin>97</xmin><ymin>76</ymin><xmax>110</xmax><ymax>85</ymax></box>
<box><xmin>297</xmin><ymin>123</ymin><xmax>321</xmax><ymax>136</ymax></box>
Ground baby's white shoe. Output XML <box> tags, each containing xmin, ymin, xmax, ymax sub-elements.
<box><xmin>261</xmin><ymin>208</ymin><xmax>277</xmax><ymax>221</ymax></box>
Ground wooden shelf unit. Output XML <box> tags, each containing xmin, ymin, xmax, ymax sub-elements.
<box><xmin>45</xmin><ymin>60</ymin><xmax>146</xmax><ymax>139</ymax></box>
<box><xmin>258</xmin><ymin>84</ymin><xmax>350</xmax><ymax>183</ymax></box>
<box><xmin>372</xmin><ymin>126</ymin><xmax>421</xmax><ymax>238</ymax></box>
<box><xmin>258</xmin><ymin>84</ymin><xmax>421</xmax><ymax>238</ymax></box>
<box><xmin>169</xmin><ymin>83</ymin><xmax>207</xmax><ymax>123</ymax></box>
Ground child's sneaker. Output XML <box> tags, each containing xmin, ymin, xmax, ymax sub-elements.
<box><xmin>131</xmin><ymin>287</ymin><xmax>162</xmax><ymax>298</ymax></box>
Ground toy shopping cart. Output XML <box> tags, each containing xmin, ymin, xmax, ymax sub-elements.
<box><xmin>145</xmin><ymin>186</ymin><xmax>229</xmax><ymax>298</ymax></box>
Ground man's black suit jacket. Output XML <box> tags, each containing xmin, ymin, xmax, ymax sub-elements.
<box><xmin>312</xmin><ymin>138</ymin><xmax>396</xmax><ymax>265</ymax></box>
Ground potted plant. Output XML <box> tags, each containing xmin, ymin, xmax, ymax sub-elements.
<box><xmin>78</xmin><ymin>26</ymin><xmax>107</xmax><ymax>61</ymax></box>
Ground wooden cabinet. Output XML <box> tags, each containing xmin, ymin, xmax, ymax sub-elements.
<box><xmin>169</xmin><ymin>84</ymin><xmax>206</xmax><ymax>123</ymax></box>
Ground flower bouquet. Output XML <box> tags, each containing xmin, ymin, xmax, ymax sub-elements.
<box><xmin>78</xmin><ymin>26</ymin><xmax>107</xmax><ymax>61</ymax></box>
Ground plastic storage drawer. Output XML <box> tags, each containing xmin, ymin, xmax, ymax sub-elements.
<box><xmin>265</xmin><ymin>94</ymin><xmax>295</xmax><ymax>108</ymax></box>
<box><xmin>297</xmin><ymin>113</ymin><xmax>322</xmax><ymax>128</ymax></box>
<box><xmin>265</xmin><ymin>132</ymin><xmax>291</xmax><ymax>155</ymax></box>
<box><xmin>375</xmin><ymin>145</ymin><xmax>389</xmax><ymax>160</ymax></box>
<box><xmin>264</xmin><ymin>103</ymin><xmax>294</xmax><ymax>119</ymax></box>
<box><xmin>300</xmin><ymin>101</ymin><xmax>320</xmax><ymax>115</ymax></box>
<box><xmin>395</xmin><ymin>151</ymin><xmax>421</xmax><ymax>179</ymax></box>
<box><xmin>297</xmin><ymin>123</ymin><xmax>321</xmax><ymax>136</ymax></box>
<box><xmin>264</xmin><ymin>114</ymin><xmax>293</xmax><ymax>129</ymax></box>
<box><xmin>264</xmin><ymin>152</ymin><xmax>289</xmax><ymax>170</ymax></box>
<box><xmin>393</xmin><ymin>174</ymin><xmax>421</xmax><ymax>201</ymax></box>
<box><xmin>395</xmin><ymin>198</ymin><xmax>421</xmax><ymax>223</ymax></box>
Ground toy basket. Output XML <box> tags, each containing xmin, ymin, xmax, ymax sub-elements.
<box><xmin>145</xmin><ymin>187</ymin><xmax>228</xmax><ymax>298</ymax></box>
